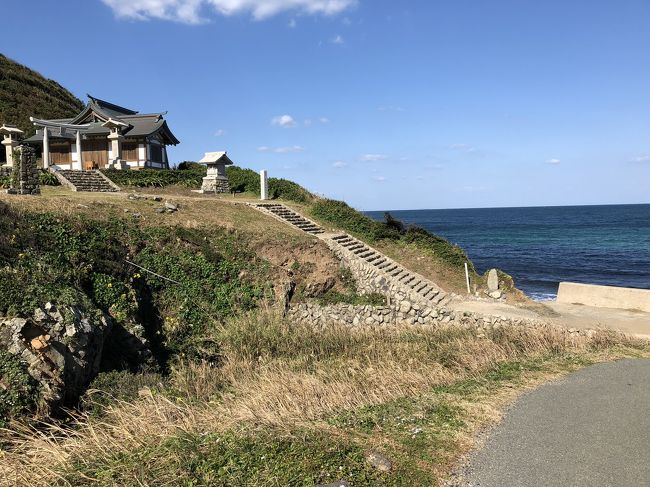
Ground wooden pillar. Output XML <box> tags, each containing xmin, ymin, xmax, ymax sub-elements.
<box><xmin>42</xmin><ymin>128</ymin><xmax>50</xmax><ymax>169</ymax></box>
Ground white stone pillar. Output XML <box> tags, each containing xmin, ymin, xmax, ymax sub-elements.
<box><xmin>75</xmin><ymin>130</ymin><xmax>83</xmax><ymax>170</ymax></box>
<box><xmin>260</xmin><ymin>170</ymin><xmax>268</xmax><ymax>200</ymax></box>
<box><xmin>42</xmin><ymin>128</ymin><xmax>50</xmax><ymax>169</ymax></box>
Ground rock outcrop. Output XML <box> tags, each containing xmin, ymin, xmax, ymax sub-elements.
<box><xmin>0</xmin><ymin>303</ymin><xmax>111</xmax><ymax>414</ymax></box>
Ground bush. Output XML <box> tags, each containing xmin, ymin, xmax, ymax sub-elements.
<box><xmin>402</xmin><ymin>226</ymin><xmax>474</xmax><ymax>271</ymax></box>
<box><xmin>39</xmin><ymin>170</ymin><xmax>60</xmax><ymax>186</ymax></box>
<box><xmin>269</xmin><ymin>177</ymin><xmax>314</xmax><ymax>204</ymax></box>
<box><xmin>310</xmin><ymin>199</ymin><xmax>474</xmax><ymax>271</ymax></box>
<box><xmin>310</xmin><ymin>199</ymin><xmax>401</xmax><ymax>241</ymax></box>
<box><xmin>101</xmin><ymin>168</ymin><xmax>205</xmax><ymax>188</ymax></box>
<box><xmin>0</xmin><ymin>203</ymin><xmax>273</xmax><ymax>364</ymax></box>
<box><xmin>0</xmin><ymin>351</ymin><xmax>37</xmax><ymax>426</ymax></box>
<box><xmin>177</xmin><ymin>161</ymin><xmax>204</xmax><ymax>171</ymax></box>
<box><xmin>225</xmin><ymin>166</ymin><xmax>260</xmax><ymax>194</ymax></box>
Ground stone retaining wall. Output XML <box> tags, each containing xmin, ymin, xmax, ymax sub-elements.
<box><xmin>288</xmin><ymin>302</ymin><xmax>595</xmax><ymax>337</ymax></box>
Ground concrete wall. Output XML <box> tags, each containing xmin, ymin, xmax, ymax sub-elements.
<box><xmin>557</xmin><ymin>282</ymin><xmax>650</xmax><ymax>313</ymax></box>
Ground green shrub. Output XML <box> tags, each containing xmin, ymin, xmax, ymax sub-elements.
<box><xmin>176</xmin><ymin>161</ymin><xmax>204</xmax><ymax>171</ymax></box>
<box><xmin>310</xmin><ymin>199</ymin><xmax>401</xmax><ymax>241</ymax></box>
<box><xmin>225</xmin><ymin>166</ymin><xmax>315</xmax><ymax>203</ymax></box>
<box><xmin>402</xmin><ymin>226</ymin><xmax>474</xmax><ymax>271</ymax></box>
<box><xmin>269</xmin><ymin>177</ymin><xmax>314</xmax><ymax>203</ymax></box>
<box><xmin>39</xmin><ymin>170</ymin><xmax>60</xmax><ymax>186</ymax></box>
<box><xmin>310</xmin><ymin>199</ymin><xmax>474</xmax><ymax>271</ymax></box>
<box><xmin>0</xmin><ymin>351</ymin><xmax>37</xmax><ymax>426</ymax></box>
<box><xmin>101</xmin><ymin>168</ymin><xmax>205</xmax><ymax>188</ymax></box>
<box><xmin>225</xmin><ymin>166</ymin><xmax>260</xmax><ymax>194</ymax></box>
<box><xmin>0</xmin><ymin>203</ymin><xmax>273</xmax><ymax>364</ymax></box>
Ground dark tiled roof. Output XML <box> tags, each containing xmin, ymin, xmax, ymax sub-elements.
<box><xmin>87</xmin><ymin>94</ymin><xmax>138</xmax><ymax>116</ymax></box>
<box><xmin>27</xmin><ymin>95</ymin><xmax>180</xmax><ymax>146</ymax></box>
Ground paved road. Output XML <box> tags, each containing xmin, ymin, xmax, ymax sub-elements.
<box><xmin>459</xmin><ymin>359</ymin><xmax>650</xmax><ymax>487</ymax></box>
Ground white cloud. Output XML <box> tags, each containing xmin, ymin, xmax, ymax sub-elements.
<box><xmin>377</xmin><ymin>105</ymin><xmax>404</xmax><ymax>112</ymax></box>
<box><xmin>372</xmin><ymin>176</ymin><xmax>387</xmax><ymax>182</ymax></box>
<box><xmin>332</xmin><ymin>160</ymin><xmax>347</xmax><ymax>168</ymax></box>
<box><xmin>633</xmin><ymin>155</ymin><xmax>650</xmax><ymax>163</ymax></box>
<box><xmin>257</xmin><ymin>145</ymin><xmax>305</xmax><ymax>153</ymax></box>
<box><xmin>101</xmin><ymin>0</ymin><xmax>356</xmax><ymax>23</ymax></box>
<box><xmin>330</xmin><ymin>34</ymin><xmax>345</xmax><ymax>45</ymax></box>
<box><xmin>360</xmin><ymin>154</ymin><xmax>387</xmax><ymax>162</ymax></box>
<box><xmin>214</xmin><ymin>128</ymin><xmax>225</xmax><ymax>136</ymax></box>
<box><xmin>450</xmin><ymin>143</ymin><xmax>477</xmax><ymax>153</ymax></box>
<box><xmin>271</xmin><ymin>114</ymin><xmax>297</xmax><ymax>128</ymax></box>
<box><xmin>319</xmin><ymin>117</ymin><xmax>330</xmax><ymax>124</ymax></box>
<box><xmin>546</xmin><ymin>158</ymin><xmax>561</xmax><ymax>165</ymax></box>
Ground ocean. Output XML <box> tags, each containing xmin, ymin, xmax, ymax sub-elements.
<box><xmin>366</xmin><ymin>204</ymin><xmax>650</xmax><ymax>301</ymax></box>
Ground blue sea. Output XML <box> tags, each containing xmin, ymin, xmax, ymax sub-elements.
<box><xmin>366</xmin><ymin>204</ymin><xmax>650</xmax><ymax>301</ymax></box>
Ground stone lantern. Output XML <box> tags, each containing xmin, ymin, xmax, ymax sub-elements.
<box><xmin>0</xmin><ymin>124</ymin><xmax>24</xmax><ymax>167</ymax></box>
<box><xmin>102</xmin><ymin>118</ymin><xmax>129</xmax><ymax>170</ymax></box>
<box><xmin>198</xmin><ymin>151</ymin><xmax>233</xmax><ymax>193</ymax></box>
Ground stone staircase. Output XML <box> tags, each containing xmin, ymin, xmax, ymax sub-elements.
<box><xmin>253</xmin><ymin>203</ymin><xmax>324</xmax><ymax>234</ymax></box>
<box><xmin>329</xmin><ymin>233</ymin><xmax>450</xmax><ymax>307</ymax></box>
<box><xmin>55</xmin><ymin>170</ymin><xmax>120</xmax><ymax>192</ymax></box>
<box><xmin>249</xmin><ymin>202</ymin><xmax>451</xmax><ymax>308</ymax></box>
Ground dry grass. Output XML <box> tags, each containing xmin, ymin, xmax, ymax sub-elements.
<box><xmin>1</xmin><ymin>309</ymin><xmax>647</xmax><ymax>486</ymax></box>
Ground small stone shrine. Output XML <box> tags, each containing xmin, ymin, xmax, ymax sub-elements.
<box><xmin>198</xmin><ymin>151</ymin><xmax>233</xmax><ymax>193</ymax></box>
<box><xmin>1</xmin><ymin>124</ymin><xmax>24</xmax><ymax>167</ymax></box>
<box><xmin>8</xmin><ymin>145</ymin><xmax>40</xmax><ymax>195</ymax></box>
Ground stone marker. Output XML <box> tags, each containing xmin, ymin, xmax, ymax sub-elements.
<box><xmin>0</xmin><ymin>124</ymin><xmax>24</xmax><ymax>167</ymax></box>
<box><xmin>260</xmin><ymin>169</ymin><xmax>268</xmax><ymax>200</ymax></box>
<box><xmin>487</xmin><ymin>268</ymin><xmax>499</xmax><ymax>291</ymax></box>
<box><xmin>8</xmin><ymin>145</ymin><xmax>40</xmax><ymax>195</ymax></box>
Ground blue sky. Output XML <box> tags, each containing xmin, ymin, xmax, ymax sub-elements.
<box><xmin>3</xmin><ymin>0</ymin><xmax>649</xmax><ymax>210</ymax></box>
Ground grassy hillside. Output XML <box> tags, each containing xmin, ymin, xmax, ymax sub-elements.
<box><xmin>0</xmin><ymin>53</ymin><xmax>84</xmax><ymax>135</ymax></box>
<box><xmin>102</xmin><ymin>166</ymin><xmax>485</xmax><ymax>294</ymax></box>
<box><xmin>0</xmin><ymin>189</ymin><xmax>647</xmax><ymax>486</ymax></box>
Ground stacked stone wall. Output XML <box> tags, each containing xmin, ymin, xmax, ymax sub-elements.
<box><xmin>8</xmin><ymin>145</ymin><xmax>40</xmax><ymax>195</ymax></box>
<box><xmin>288</xmin><ymin>302</ymin><xmax>595</xmax><ymax>338</ymax></box>
<box><xmin>201</xmin><ymin>177</ymin><xmax>230</xmax><ymax>194</ymax></box>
